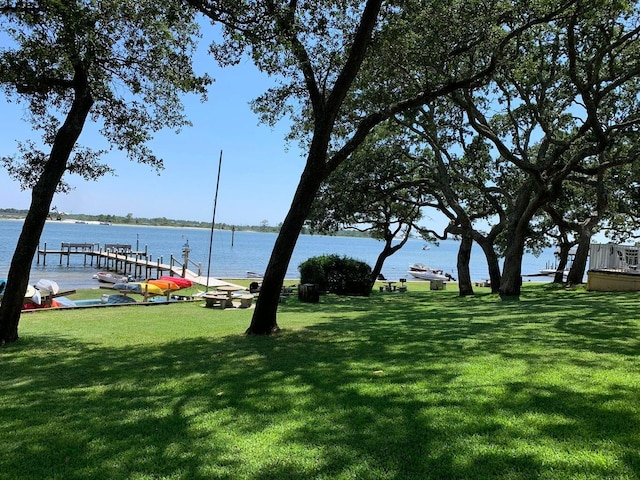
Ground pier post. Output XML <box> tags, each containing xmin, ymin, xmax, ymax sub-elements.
<box><xmin>181</xmin><ymin>242</ymin><xmax>191</xmax><ymax>278</ymax></box>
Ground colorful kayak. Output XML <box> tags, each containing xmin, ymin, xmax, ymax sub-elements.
<box><xmin>148</xmin><ymin>279</ymin><xmax>181</xmax><ymax>291</ymax></box>
<box><xmin>159</xmin><ymin>276</ymin><xmax>193</xmax><ymax>288</ymax></box>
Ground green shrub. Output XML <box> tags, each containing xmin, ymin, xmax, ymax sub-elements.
<box><xmin>298</xmin><ymin>254</ymin><xmax>372</xmax><ymax>296</ymax></box>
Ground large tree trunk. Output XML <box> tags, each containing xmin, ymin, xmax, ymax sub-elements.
<box><xmin>456</xmin><ymin>234</ymin><xmax>474</xmax><ymax>296</ymax></box>
<box><xmin>0</xmin><ymin>78</ymin><xmax>93</xmax><ymax>344</ymax></box>
<box><xmin>499</xmin><ymin>212</ymin><xmax>537</xmax><ymax>297</ymax></box>
<box><xmin>499</xmin><ymin>180</ymin><xmax>554</xmax><ymax>297</ymax></box>
<box><xmin>475</xmin><ymin>238</ymin><xmax>501</xmax><ymax>293</ymax></box>
<box><xmin>242</xmin><ymin>0</ymin><xmax>383</xmax><ymax>334</ymax></box>
<box><xmin>566</xmin><ymin>230</ymin><xmax>591</xmax><ymax>285</ymax></box>
<box><xmin>553</xmin><ymin>241</ymin><xmax>573</xmax><ymax>284</ymax></box>
<box><xmin>246</xmin><ymin>166</ymin><xmax>324</xmax><ymax>335</ymax></box>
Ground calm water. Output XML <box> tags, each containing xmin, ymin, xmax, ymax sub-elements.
<box><xmin>0</xmin><ymin>219</ymin><xmax>556</xmax><ymax>291</ymax></box>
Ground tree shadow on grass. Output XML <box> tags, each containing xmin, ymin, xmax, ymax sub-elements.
<box><xmin>1</xmin><ymin>287</ymin><xmax>639</xmax><ymax>479</ymax></box>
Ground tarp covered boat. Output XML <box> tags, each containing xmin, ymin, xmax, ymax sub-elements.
<box><xmin>113</xmin><ymin>282</ymin><xmax>164</xmax><ymax>296</ymax></box>
<box><xmin>35</xmin><ymin>278</ymin><xmax>60</xmax><ymax>296</ymax></box>
<box><xmin>95</xmin><ymin>272</ymin><xmax>129</xmax><ymax>284</ymax></box>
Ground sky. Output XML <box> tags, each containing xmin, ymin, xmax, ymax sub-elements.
<box><xmin>0</xmin><ymin>23</ymin><xmax>306</xmax><ymax>227</ymax></box>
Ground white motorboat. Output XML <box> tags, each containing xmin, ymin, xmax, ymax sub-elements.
<box><xmin>408</xmin><ymin>263</ymin><xmax>451</xmax><ymax>281</ymax></box>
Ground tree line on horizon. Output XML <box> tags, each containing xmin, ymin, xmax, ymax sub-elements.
<box><xmin>0</xmin><ymin>208</ymin><xmax>370</xmax><ymax>237</ymax></box>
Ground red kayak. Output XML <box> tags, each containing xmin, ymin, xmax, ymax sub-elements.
<box><xmin>159</xmin><ymin>276</ymin><xmax>193</xmax><ymax>289</ymax></box>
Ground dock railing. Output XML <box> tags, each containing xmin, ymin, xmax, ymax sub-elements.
<box><xmin>170</xmin><ymin>255</ymin><xmax>202</xmax><ymax>278</ymax></box>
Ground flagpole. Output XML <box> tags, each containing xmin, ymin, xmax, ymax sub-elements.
<box><xmin>206</xmin><ymin>150</ymin><xmax>223</xmax><ymax>292</ymax></box>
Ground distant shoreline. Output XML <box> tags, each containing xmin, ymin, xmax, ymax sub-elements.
<box><xmin>0</xmin><ymin>211</ymin><xmax>372</xmax><ymax>238</ymax></box>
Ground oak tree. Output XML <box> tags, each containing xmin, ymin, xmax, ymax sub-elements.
<box><xmin>0</xmin><ymin>0</ymin><xmax>210</xmax><ymax>344</ymax></box>
<box><xmin>190</xmin><ymin>0</ymin><xmax>572</xmax><ymax>332</ymax></box>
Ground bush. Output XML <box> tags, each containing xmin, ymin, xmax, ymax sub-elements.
<box><xmin>298</xmin><ymin>254</ymin><xmax>372</xmax><ymax>296</ymax></box>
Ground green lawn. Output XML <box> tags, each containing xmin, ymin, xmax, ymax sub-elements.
<box><xmin>1</xmin><ymin>283</ymin><xmax>639</xmax><ymax>479</ymax></box>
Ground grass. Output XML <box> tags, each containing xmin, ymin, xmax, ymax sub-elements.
<box><xmin>1</xmin><ymin>282</ymin><xmax>640</xmax><ymax>479</ymax></box>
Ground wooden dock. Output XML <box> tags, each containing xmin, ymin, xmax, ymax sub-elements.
<box><xmin>36</xmin><ymin>242</ymin><xmax>204</xmax><ymax>281</ymax></box>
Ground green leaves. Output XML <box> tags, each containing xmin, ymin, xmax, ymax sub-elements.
<box><xmin>1</xmin><ymin>0</ymin><xmax>211</xmax><ymax>179</ymax></box>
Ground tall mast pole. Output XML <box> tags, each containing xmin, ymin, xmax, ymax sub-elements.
<box><xmin>206</xmin><ymin>150</ymin><xmax>223</xmax><ymax>292</ymax></box>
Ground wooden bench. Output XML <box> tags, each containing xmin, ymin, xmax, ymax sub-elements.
<box><xmin>203</xmin><ymin>293</ymin><xmax>229</xmax><ymax>309</ymax></box>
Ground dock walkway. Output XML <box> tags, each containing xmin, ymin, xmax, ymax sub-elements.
<box><xmin>35</xmin><ymin>241</ymin><xmax>239</xmax><ymax>286</ymax></box>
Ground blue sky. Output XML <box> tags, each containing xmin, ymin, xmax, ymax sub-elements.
<box><xmin>0</xmin><ymin>24</ymin><xmax>305</xmax><ymax>227</ymax></box>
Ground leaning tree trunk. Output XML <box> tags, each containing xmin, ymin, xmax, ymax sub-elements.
<box><xmin>456</xmin><ymin>233</ymin><xmax>474</xmax><ymax>296</ymax></box>
<box><xmin>0</xmin><ymin>79</ymin><xmax>93</xmax><ymax>344</ymax></box>
<box><xmin>370</xmin><ymin>246</ymin><xmax>391</xmax><ymax>287</ymax></box>
<box><xmin>246</xmin><ymin>166</ymin><xmax>325</xmax><ymax>335</ymax></box>
<box><xmin>370</xmin><ymin>231</ymin><xmax>409</xmax><ymax>288</ymax></box>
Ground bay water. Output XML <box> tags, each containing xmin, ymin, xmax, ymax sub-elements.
<box><xmin>0</xmin><ymin>219</ymin><xmax>556</xmax><ymax>291</ymax></box>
